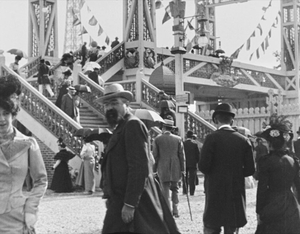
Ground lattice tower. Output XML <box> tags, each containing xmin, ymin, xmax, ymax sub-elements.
<box><xmin>63</xmin><ymin>0</ymin><xmax>83</xmax><ymax>54</ymax></box>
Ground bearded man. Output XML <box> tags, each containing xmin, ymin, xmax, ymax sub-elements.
<box><xmin>97</xmin><ymin>84</ymin><xmax>180</xmax><ymax>234</ymax></box>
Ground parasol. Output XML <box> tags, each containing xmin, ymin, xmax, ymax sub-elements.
<box><xmin>82</xmin><ymin>61</ymin><xmax>101</xmax><ymax>72</ymax></box>
<box><xmin>74</xmin><ymin>84</ymin><xmax>91</xmax><ymax>93</ymax></box>
<box><xmin>159</xmin><ymin>100</ymin><xmax>175</xmax><ymax>109</ymax></box>
<box><xmin>84</xmin><ymin>128</ymin><xmax>112</xmax><ymax>144</ymax></box>
<box><xmin>7</xmin><ymin>49</ymin><xmax>28</xmax><ymax>58</ymax></box>
<box><xmin>131</xmin><ymin>109</ymin><xmax>165</xmax><ymax>123</ymax></box>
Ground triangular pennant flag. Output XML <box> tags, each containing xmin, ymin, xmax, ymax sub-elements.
<box><xmin>86</xmin><ymin>5</ymin><xmax>91</xmax><ymax>13</ymax></box>
<box><xmin>155</xmin><ymin>0</ymin><xmax>164</xmax><ymax>9</ymax></box>
<box><xmin>89</xmin><ymin>16</ymin><xmax>98</xmax><ymax>26</ymax></box>
<box><xmin>72</xmin><ymin>9</ymin><xmax>81</xmax><ymax>26</ymax></box>
<box><xmin>79</xmin><ymin>26</ymin><xmax>88</xmax><ymax>36</ymax></box>
<box><xmin>262</xmin><ymin>6</ymin><xmax>267</xmax><ymax>11</ymax></box>
<box><xmin>186</xmin><ymin>39</ymin><xmax>192</xmax><ymax>53</ymax></box>
<box><xmin>98</xmin><ymin>25</ymin><xmax>104</xmax><ymax>36</ymax></box>
<box><xmin>278</xmin><ymin>11</ymin><xmax>281</xmax><ymax>17</ymax></box>
<box><xmin>275</xmin><ymin>16</ymin><xmax>278</xmax><ymax>25</ymax></box>
<box><xmin>261</xmin><ymin>15</ymin><xmax>266</xmax><ymax>20</ymax></box>
<box><xmin>79</xmin><ymin>0</ymin><xmax>85</xmax><ymax>9</ymax></box>
<box><xmin>265</xmin><ymin>36</ymin><xmax>269</xmax><ymax>49</ymax></box>
<box><xmin>268</xmin><ymin>0</ymin><xmax>272</xmax><ymax>7</ymax></box>
<box><xmin>187</xmin><ymin>20</ymin><xmax>194</xmax><ymax>30</ymax></box>
<box><xmin>246</xmin><ymin>38</ymin><xmax>251</xmax><ymax>50</ymax></box>
<box><xmin>73</xmin><ymin>15</ymin><xmax>81</xmax><ymax>26</ymax></box>
<box><xmin>257</xmin><ymin>24</ymin><xmax>263</xmax><ymax>36</ymax></box>
<box><xmin>251</xmin><ymin>31</ymin><xmax>256</xmax><ymax>38</ymax></box>
<box><xmin>162</xmin><ymin>5</ymin><xmax>171</xmax><ymax>24</ymax></box>
<box><xmin>269</xmin><ymin>29</ymin><xmax>272</xmax><ymax>37</ymax></box>
<box><xmin>261</xmin><ymin>41</ymin><xmax>265</xmax><ymax>53</ymax></box>
<box><xmin>256</xmin><ymin>48</ymin><xmax>260</xmax><ymax>59</ymax></box>
<box><xmin>230</xmin><ymin>44</ymin><xmax>244</xmax><ymax>59</ymax></box>
<box><xmin>105</xmin><ymin>36</ymin><xmax>110</xmax><ymax>45</ymax></box>
<box><xmin>249</xmin><ymin>53</ymin><xmax>254</xmax><ymax>61</ymax></box>
<box><xmin>272</xmin><ymin>23</ymin><xmax>277</xmax><ymax>28</ymax></box>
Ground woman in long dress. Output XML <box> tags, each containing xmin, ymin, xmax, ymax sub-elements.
<box><xmin>0</xmin><ymin>74</ymin><xmax>47</xmax><ymax>233</ymax></box>
<box><xmin>55</xmin><ymin>69</ymin><xmax>72</xmax><ymax>108</ymax></box>
<box><xmin>50</xmin><ymin>139</ymin><xmax>75</xmax><ymax>193</ymax></box>
<box><xmin>76</xmin><ymin>138</ymin><xmax>95</xmax><ymax>194</ymax></box>
<box><xmin>255</xmin><ymin>114</ymin><xmax>300</xmax><ymax>234</ymax></box>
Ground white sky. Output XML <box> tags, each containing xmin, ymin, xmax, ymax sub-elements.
<box><xmin>0</xmin><ymin>0</ymin><xmax>280</xmax><ymax>68</ymax></box>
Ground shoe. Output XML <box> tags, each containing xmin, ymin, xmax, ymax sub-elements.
<box><xmin>173</xmin><ymin>213</ymin><xmax>180</xmax><ymax>218</ymax></box>
<box><xmin>84</xmin><ymin>191</ymin><xmax>93</xmax><ymax>195</ymax></box>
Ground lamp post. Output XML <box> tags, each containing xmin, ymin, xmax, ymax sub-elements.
<box><xmin>170</xmin><ymin>0</ymin><xmax>187</xmax><ymax>138</ymax></box>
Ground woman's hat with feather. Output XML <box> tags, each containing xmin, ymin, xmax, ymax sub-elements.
<box><xmin>260</xmin><ymin>113</ymin><xmax>292</xmax><ymax>142</ymax></box>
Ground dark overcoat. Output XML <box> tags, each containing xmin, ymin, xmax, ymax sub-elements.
<box><xmin>199</xmin><ymin>127</ymin><xmax>255</xmax><ymax>228</ymax></box>
<box><xmin>293</xmin><ymin>139</ymin><xmax>300</xmax><ymax>159</ymax></box>
<box><xmin>101</xmin><ymin>113</ymin><xmax>180</xmax><ymax>234</ymax></box>
<box><xmin>183</xmin><ymin>139</ymin><xmax>200</xmax><ymax>168</ymax></box>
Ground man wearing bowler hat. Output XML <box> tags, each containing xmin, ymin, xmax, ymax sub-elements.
<box><xmin>199</xmin><ymin>103</ymin><xmax>255</xmax><ymax>234</ymax></box>
<box><xmin>97</xmin><ymin>83</ymin><xmax>180</xmax><ymax>234</ymax></box>
<box><xmin>293</xmin><ymin>127</ymin><xmax>300</xmax><ymax>160</ymax></box>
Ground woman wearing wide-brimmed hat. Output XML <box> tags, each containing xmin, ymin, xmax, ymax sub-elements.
<box><xmin>255</xmin><ymin>114</ymin><xmax>300</xmax><ymax>234</ymax></box>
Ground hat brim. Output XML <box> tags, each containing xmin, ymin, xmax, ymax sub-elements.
<box><xmin>96</xmin><ymin>91</ymin><xmax>133</xmax><ymax>104</ymax></box>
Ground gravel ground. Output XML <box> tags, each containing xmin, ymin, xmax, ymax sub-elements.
<box><xmin>35</xmin><ymin>177</ymin><xmax>258</xmax><ymax>234</ymax></box>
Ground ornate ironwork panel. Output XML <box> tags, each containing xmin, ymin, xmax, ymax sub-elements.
<box><xmin>98</xmin><ymin>42</ymin><xmax>125</xmax><ymax>76</ymax></box>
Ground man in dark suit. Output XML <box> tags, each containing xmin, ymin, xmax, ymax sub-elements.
<box><xmin>183</xmin><ymin>130</ymin><xmax>200</xmax><ymax>196</ymax></box>
<box><xmin>153</xmin><ymin>119</ymin><xmax>185</xmax><ymax>218</ymax></box>
<box><xmin>294</xmin><ymin>127</ymin><xmax>300</xmax><ymax>160</ymax></box>
<box><xmin>61</xmin><ymin>86</ymin><xmax>77</xmax><ymax>120</ymax></box>
<box><xmin>96</xmin><ymin>84</ymin><xmax>180</xmax><ymax>234</ymax></box>
<box><xmin>199</xmin><ymin>103</ymin><xmax>255</xmax><ymax>234</ymax></box>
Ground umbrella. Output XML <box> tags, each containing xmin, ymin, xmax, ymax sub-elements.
<box><xmin>83</xmin><ymin>61</ymin><xmax>101</xmax><ymax>72</ymax></box>
<box><xmin>159</xmin><ymin>100</ymin><xmax>175</xmax><ymax>109</ymax></box>
<box><xmin>74</xmin><ymin>128</ymin><xmax>93</xmax><ymax>137</ymax></box>
<box><xmin>74</xmin><ymin>84</ymin><xmax>91</xmax><ymax>93</ymax></box>
<box><xmin>131</xmin><ymin>109</ymin><xmax>165</xmax><ymax>123</ymax></box>
<box><xmin>215</xmin><ymin>49</ymin><xmax>225</xmax><ymax>54</ymax></box>
<box><xmin>7</xmin><ymin>49</ymin><xmax>28</xmax><ymax>58</ymax></box>
<box><xmin>84</xmin><ymin>128</ymin><xmax>112</xmax><ymax>144</ymax></box>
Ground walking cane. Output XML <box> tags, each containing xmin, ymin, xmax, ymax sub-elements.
<box><xmin>182</xmin><ymin>172</ymin><xmax>193</xmax><ymax>221</ymax></box>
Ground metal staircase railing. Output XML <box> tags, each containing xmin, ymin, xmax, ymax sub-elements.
<box><xmin>75</xmin><ymin>68</ymin><xmax>216</xmax><ymax>141</ymax></box>
<box><xmin>1</xmin><ymin>65</ymin><xmax>85</xmax><ymax>155</ymax></box>
<box><xmin>96</xmin><ymin>41</ymin><xmax>125</xmax><ymax>76</ymax></box>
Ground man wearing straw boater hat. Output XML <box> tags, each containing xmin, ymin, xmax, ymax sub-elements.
<box><xmin>199</xmin><ymin>103</ymin><xmax>255</xmax><ymax>234</ymax></box>
<box><xmin>96</xmin><ymin>83</ymin><xmax>180</xmax><ymax>234</ymax></box>
<box><xmin>152</xmin><ymin>118</ymin><xmax>185</xmax><ymax>218</ymax></box>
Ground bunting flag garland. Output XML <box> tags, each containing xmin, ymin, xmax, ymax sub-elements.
<box><xmin>257</xmin><ymin>24</ymin><xmax>263</xmax><ymax>36</ymax></box>
<box><xmin>256</xmin><ymin>48</ymin><xmax>260</xmax><ymax>59</ymax></box>
<box><xmin>72</xmin><ymin>9</ymin><xmax>81</xmax><ymax>26</ymax></box>
<box><xmin>98</xmin><ymin>25</ymin><xmax>104</xmax><ymax>36</ymax></box>
<box><xmin>249</xmin><ymin>53</ymin><xmax>254</xmax><ymax>61</ymax></box>
<box><xmin>162</xmin><ymin>5</ymin><xmax>171</xmax><ymax>24</ymax></box>
<box><xmin>105</xmin><ymin>35</ymin><xmax>110</xmax><ymax>45</ymax></box>
<box><xmin>230</xmin><ymin>0</ymin><xmax>279</xmax><ymax>61</ymax></box>
<box><xmin>246</xmin><ymin>38</ymin><xmax>251</xmax><ymax>51</ymax></box>
<box><xmin>261</xmin><ymin>42</ymin><xmax>265</xmax><ymax>53</ymax></box>
<box><xmin>230</xmin><ymin>44</ymin><xmax>244</xmax><ymax>59</ymax></box>
<box><xmin>186</xmin><ymin>39</ymin><xmax>193</xmax><ymax>53</ymax></box>
<box><xmin>265</xmin><ymin>36</ymin><xmax>269</xmax><ymax>50</ymax></box>
<box><xmin>187</xmin><ymin>20</ymin><xmax>194</xmax><ymax>30</ymax></box>
<box><xmin>79</xmin><ymin>1</ymin><xmax>111</xmax><ymax>45</ymax></box>
<box><xmin>89</xmin><ymin>16</ymin><xmax>98</xmax><ymax>26</ymax></box>
<box><xmin>79</xmin><ymin>26</ymin><xmax>88</xmax><ymax>36</ymax></box>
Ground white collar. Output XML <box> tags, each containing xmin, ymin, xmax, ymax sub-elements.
<box><xmin>218</xmin><ymin>124</ymin><xmax>231</xmax><ymax>130</ymax></box>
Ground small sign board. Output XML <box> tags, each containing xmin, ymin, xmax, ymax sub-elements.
<box><xmin>176</xmin><ymin>93</ymin><xmax>189</xmax><ymax>103</ymax></box>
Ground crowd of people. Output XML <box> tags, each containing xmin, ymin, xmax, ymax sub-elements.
<box><xmin>3</xmin><ymin>52</ymin><xmax>300</xmax><ymax>233</ymax></box>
